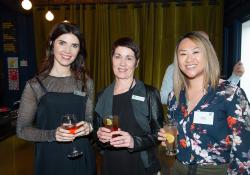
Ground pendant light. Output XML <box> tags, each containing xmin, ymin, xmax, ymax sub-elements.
<box><xmin>45</xmin><ymin>0</ymin><xmax>54</xmax><ymax>21</ymax></box>
<box><xmin>21</xmin><ymin>0</ymin><xmax>32</xmax><ymax>10</ymax></box>
<box><xmin>45</xmin><ymin>10</ymin><xmax>54</xmax><ymax>21</ymax></box>
<box><xmin>63</xmin><ymin>5</ymin><xmax>69</xmax><ymax>23</ymax></box>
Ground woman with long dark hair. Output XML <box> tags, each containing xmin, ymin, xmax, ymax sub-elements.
<box><xmin>17</xmin><ymin>22</ymin><xmax>96</xmax><ymax>175</ymax></box>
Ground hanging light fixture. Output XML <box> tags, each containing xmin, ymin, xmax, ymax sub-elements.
<box><xmin>45</xmin><ymin>0</ymin><xmax>54</xmax><ymax>21</ymax></box>
<box><xmin>63</xmin><ymin>19</ymin><xmax>70</xmax><ymax>23</ymax></box>
<box><xmin>21</xmin><ymin>0</ymin><xmax>32</xmax><ymax>10</ymax></box>
<box><xmin>63</xmin><ymin>5</ymin><xmax>69</xmax><ymax>23</ymax></box>
<box><xmin>45</xmin><ymin>10</ymin><xmax>54</xmax><ymax>21</ymax></box>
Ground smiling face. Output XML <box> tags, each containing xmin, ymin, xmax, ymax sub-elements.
<box><xmin>112</xmin><ymin>46</ymin><xmax>138</xmax><ymax>80</ymax></box>
<box><xmin>53</xmin><ymin>33</ymin><xmax>80</xmax><ymax>69</ymax></box>
<box><xmin>177</xmin><ymin>38</ymin><xmax>206</xmax><ymax>80</ymax></box>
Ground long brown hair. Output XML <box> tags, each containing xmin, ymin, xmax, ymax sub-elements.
<box><xmin>39</xmin><ymin>22</ymin><xmax>89</xmax><ymax>91</ymax></box>
<box><xmin>173</xmin><ymin>31</ymin><xmax>220</xmax><ymax>101</ymax></box>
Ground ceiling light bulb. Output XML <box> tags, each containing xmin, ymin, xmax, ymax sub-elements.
<box><xmin>21</xmin><ymin>0</ymin><xmax>32</xmax><ymax>10</ymax></box>
<box><xmin>45</xmin><ymin>11</ymin><xmax>54</xmax><ymax>21</ymax></box>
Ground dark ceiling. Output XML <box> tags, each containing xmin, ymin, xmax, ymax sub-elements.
<box><xmin>0</xmin><ymin>0</ymin><xmax>247</xmax><ymax>14</ymax></box>
<box><xmin>0</xmin><ymin>0</ymin><xmax>22</xmax><ymax>13</ymax></box>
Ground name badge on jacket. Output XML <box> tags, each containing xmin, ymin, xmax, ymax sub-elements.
<box><xmin>132</xmin><ymin>95</ymin><xmax>145</xmax><ymax>102</ymax></box>
<box><xmin>193</xmin><ymin>111</ymin><xmax>214</xmax><ymax>125</ymax></box>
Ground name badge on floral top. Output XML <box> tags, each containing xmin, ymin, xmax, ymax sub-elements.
<box><xmin>193</xmin><ymin>111</ymin><xmax>214</xmax><ymax>125</ymax></box>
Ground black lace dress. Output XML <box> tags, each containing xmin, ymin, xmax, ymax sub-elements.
<box><xmin>17</xmin><ymin>75</ymin><xmax>96</xmax><ymax>175</ymax></box>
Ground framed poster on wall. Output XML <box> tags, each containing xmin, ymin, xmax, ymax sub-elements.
<box><xmin>7</xmin><ymin>57</ymin><xmax>19</xmax><ymax>90</ymax></box>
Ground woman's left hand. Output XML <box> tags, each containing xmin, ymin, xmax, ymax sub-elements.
<box><xmin>74</xmin><ymin>121</ymin><xmax>93</xmax><ymax>137</ymax></box>
<box><xmin>158</xmin><ymin>128</ymin><xmax>167</xmax><ymax>147</ymax></box>
<box><xmin>109</xmin><ymin>130</ymin><xmax>134</xmax><ymax>148</ymax></box>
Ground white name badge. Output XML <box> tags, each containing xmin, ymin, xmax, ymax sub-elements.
<box><xmin>193</xmin><ymin>111</ymin><xmax>214</xmax><ymax>125</ymax></box>
<box><xmin>132</xmin><ymin>95</ymin><xmax>145</xmax><ymax>102</ymax></box>
<box><xmin>73</xmin><ymin>90</ymin><xmax>86</xmax><ymax>97</ymax></box>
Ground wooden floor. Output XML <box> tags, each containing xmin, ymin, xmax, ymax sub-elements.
<box><xmin>0</xmin><ymin>136</ymin><xmax>34</xmax><ymax>175</ymax></box>
<box><xmin>0</xmin><ymin>135</ymin><xmax>175</xmax><ymax>175</ymax></box>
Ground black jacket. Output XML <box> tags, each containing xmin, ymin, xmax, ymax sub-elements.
<box><xmin>94</xmin><ymin>79</ymin><xmax>164</xmax><ymax>173</ymax></box>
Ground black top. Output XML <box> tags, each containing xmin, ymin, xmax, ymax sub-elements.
<box><xmin>95</xmin><ymin>79</ymin><xmax>163</xmax><ymax>174</ymax></box>
<box><xmin>17</xmin><ymin>75</ymin><xmax>94</xmax><ymax>142</ymax></box>
<box><xmin>102</xmin><ymin>87</ymin><xmax>152</xmax><ymax>175</ymax></box>
<box><xmin>23</xmin><ymin>77</ymin><xmax>96</xmax><ymax>175</ymax></box>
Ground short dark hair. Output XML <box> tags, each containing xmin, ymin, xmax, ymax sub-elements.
<box><xmin>111</xmin><ymin>37</ymin><xmax>140</xmax><ymax>60</ymax></box>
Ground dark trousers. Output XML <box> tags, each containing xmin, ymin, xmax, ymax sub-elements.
<box><xmin>171</xmin><ymin>160</ymin><xmax>228</xmax><ymax>175</ymax></box>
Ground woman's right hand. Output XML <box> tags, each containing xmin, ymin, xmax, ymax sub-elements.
<box><xmin>97</xmin><ymin>127</ymin><xmax>112</xmax><ymax>143</ymax></box>
<box><xmin>55</xmin><ymin>126</ymin><xmax>75</xmax><ymax>142</ymax></box>
<box><xmin>157</xmin><ymin>128</ymin><xmax>167</xmax><ymax>147</ymax></box>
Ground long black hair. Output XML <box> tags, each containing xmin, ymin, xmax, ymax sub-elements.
<box><xmin>39</xmin><ymin>22</ymin><xmax>89</xmax><ymax>91</ymax></box>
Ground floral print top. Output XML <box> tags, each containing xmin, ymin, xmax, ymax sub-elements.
<box><xmin>167</xmin><ymin>81</ymin><xmax>250</xmax><ymax>175</ymax></box>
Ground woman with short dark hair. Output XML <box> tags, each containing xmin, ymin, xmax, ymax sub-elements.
<box><xmin>94</xmin><ymin>37</ymin><xmax>164</xmax><ymax>175</ymax></box>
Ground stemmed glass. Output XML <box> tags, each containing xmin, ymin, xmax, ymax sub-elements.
<box><xmin>61</xmin><ymin>114</ymin><xmax>83</xmax><ymax>158</ymax></box>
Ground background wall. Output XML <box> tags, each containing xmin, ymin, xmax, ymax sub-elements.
<box><xmin>0</xmin><ymin>3</ymin><xmax>36</xmax><ymax>175</ymax></box>
<box><xmin>0</xmin><ymin>3</ymin><xmax>36</xmax><ymax>107</ymax></box>
<box><xmin>223</xmin><ymin>0</ymin><xmax>250</xmax><ymax>77</ymax></box>
<box><xmin>0</xmin><ymin>0</ymin><xmax>225</xmax><ymax>105</ymax></box>
<box><xmin>32</xmin><ymin>0</ymin><xmax>224</xmax><ymax>95</ymax></box>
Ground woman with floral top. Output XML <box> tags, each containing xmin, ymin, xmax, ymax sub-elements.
<box><xmin>158</xmin><ymin>31</ymin><xmax>250</xmax><ymax>175</ymax></box>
